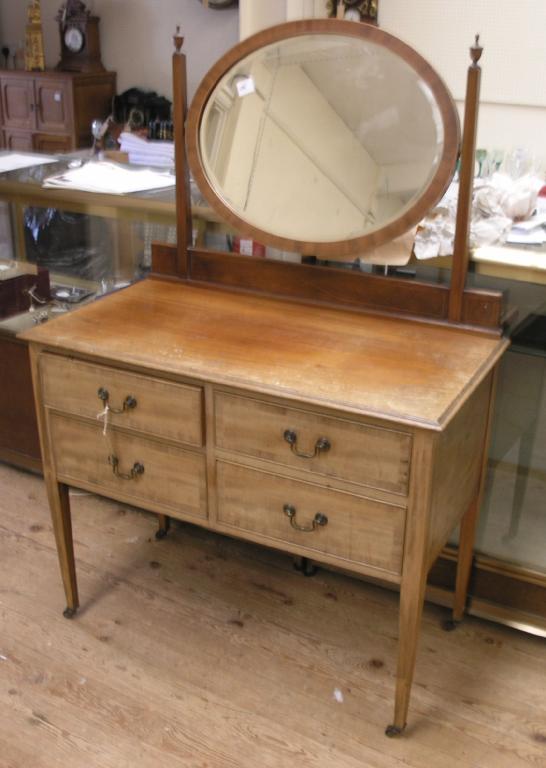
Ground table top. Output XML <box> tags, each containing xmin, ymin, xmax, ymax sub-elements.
<box><xmin>21</xmin><ymin>278</ymin><xmax>508</xmax><ymax>431</ymax></box>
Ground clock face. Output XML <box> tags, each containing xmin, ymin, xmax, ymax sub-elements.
<box><xmin>64</xmin><ymin>26</ymin><xmax>84</xmax><ymax>53</ymax></box>
<box><xmin>344</xmin><ymin>8</ymin><xmax>361</xmax><ymax>21</ymax></box>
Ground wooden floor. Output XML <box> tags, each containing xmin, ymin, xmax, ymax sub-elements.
<box><xmin>1</xmin><ymin>463</ymin><xmax>545</xmax><ymax>768</ymax></box>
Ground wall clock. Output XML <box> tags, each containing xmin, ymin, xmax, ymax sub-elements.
<box><xmin>55</xmin><ymin>0</ymin><xmax>105</xmax><ymax>72</ymax></box>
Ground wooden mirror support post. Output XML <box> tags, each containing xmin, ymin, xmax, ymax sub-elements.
<box><xmin>448</xmin><ymin>35</ymin><xmax>483</xmax><ymax>322</ymax></box>
<box><xmin>173</xmin><ymin>26</ymin><xmax>191</xmax><ymax>278</ymax></box>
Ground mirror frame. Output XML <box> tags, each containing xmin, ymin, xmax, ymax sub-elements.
<box><xmin>187</xmin><ymin>19</ymin><xmax>460</xmax><ymax>258</ymax></box>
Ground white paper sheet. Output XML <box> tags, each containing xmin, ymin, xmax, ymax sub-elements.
<box><xmin>42</xmin><ymin>161</ymin><xmax>175</xmax><ymax>194</ymax></box>
<box><xmin>506</xmin><ymin>229</ymin><xmax>546</xmax><ymax>245</ymax></box>
<box><xmin>0</xmin><ymin>152</ymin><xmax>58</xmax><ymax>173</ymax></box>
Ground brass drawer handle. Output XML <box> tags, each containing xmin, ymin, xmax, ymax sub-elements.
<box><xmin>98</xmin><ymin>387</ymin><xmax>137</xmax><ymax>414</ymax></box>
<box><xmin>283</xmin><ymin>503</ymin><xmax>328</xmax><ymax>532</ymax></box>
<box><xmin>108</xmin><ymin>454</ymin><xmax>144</xmax><ymax>480</ymax></box>
<box><xmin>283</xmin><ymin>429</ymin><xmax>331</xmax><ymax>459</ymax></box>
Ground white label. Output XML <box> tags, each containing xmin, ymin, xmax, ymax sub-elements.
<box><xmin>54</xmin><ymin>92</ymin><xmax>62</xmax><ymax>102</ymax></box>
<box><xmin>239</xmin><ymin>238</ymin><xmax>253</xmax><ymax>256</ymax></box>
<box><xmin>235</xmin><ymin>77</ymin><xmax>255</xmax><ymax>98</ymax></box>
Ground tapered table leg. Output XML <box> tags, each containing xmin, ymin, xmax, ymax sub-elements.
<box><xmin>387</xmin><ymin>568</ymin><xmax>428</xmax><ymax>736</ymax></box>
<box><xmin>449</xmin><ymin>497</ymin><xmax>479</xmax><ymax>626</ymax></box>
<box><xmin>46</xmin><ymin>479</ymin><xmax>79</xmax><ymax>617</ymax></box>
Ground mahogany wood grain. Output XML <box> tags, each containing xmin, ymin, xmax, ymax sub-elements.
<box><xmin>392</xmin><ymin>430</ymin><xmax>435</xmax><ymax>733</ymax></box>
<box><xmin>40</xmin><ymin>353</ymin><xmax>204</xmax><ymax>447</ymax></box>
<box><xmin>451</xmin><ymin>367</ymin><xmax>498</xmax><ymax>623</ymax></box>
<box><xmin>427</xmin><ymin>374</ymin><xmax>491</xmax><ymax>568</ymax></box>
<box><xmin>48</xmin><ymin>413</ymin><xmax>208</xmax><ymax>522</ymax></box>
<box><xmin>20</xmin><ymin>280</ymin><xmax>508</xmax><ymax>430</ymax></box>
<box><xmin>448</xmin><ymin>39</ymin><xmax>483</xmax><ymax>322</ymax></box>
<box><xmin>172</xmin><ymin>33</ymin><xmax>191</xmax><ymax>277</ymax></box>
<box><xmin>0</xmin><ymin>335</ymin><xmax>41</xmax><ymax>471</ymax></box>
<box><xmin>150</xmin><ymin>243</ymin><xmax>504</xmax><ymax>330</ymax></box>
<box><xmin>214</xmin><ymin>390</ymin><xmax>411</xmax><ymax>495</ymax></box>
<box><xmin>216</xmin><ymin>460</ymin><xmax>406</xmax><ymax>579</ymax></box>
<box><xmin>186</xmin><ymin>19</ymin><xmax>460</xmax><ymax>259</ymax></box>
<box><xmin>151</xmin><ymin>241</ymin><xmax>178</xmax><ymax>276</ymax></box>
<box><xmin>188</xmin><ymin>246</ymin><xmax>504</xmax><ymax>330</ymax></box>
<box><xmin>28</xmin><ymin>345</ymin><xmax>78</xmax><ymax>613</ymax></box>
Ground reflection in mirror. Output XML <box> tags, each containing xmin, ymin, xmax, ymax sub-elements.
<box><xmin>199</xmin><ymin>34</ymin><xmax>448</xmax><ymax>245</ymax></box>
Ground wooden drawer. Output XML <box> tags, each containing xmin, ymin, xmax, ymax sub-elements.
<box><xmin>40</xmin><ymin>354</ymin><xmax>203</xmax><ymax>446</ymax></box>
<box><xmin>216</xmin><ymin>462</ymin><xmax>405</xmax><ymax>576</ymax></box>
<box><xmin>49</xmin><ymin>413</ymin><xmax>207</xmax><ymax>520</ymax></box>
<box><xmin>215</xmin><ymin>392</ymin><xmax>411</xmax><ymax>495</ymax></box>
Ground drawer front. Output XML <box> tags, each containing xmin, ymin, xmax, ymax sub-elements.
<box><xmin>40</xmin><ymin>354</ymin><xmax>203</xmax><ymax>446</ymax></box>
<box><xmin>49</xmin><ymin>413</ymin><xmax>207</xmax><ymax>520</ymax></box>
<box><xmin>217</xmin><ymin>462</ymin><xmax>405</xmax><ymax>576</ymax></box>
<box><xmin>215</xmin><ymin>393</ymin><xmax>411</xmax><ymax>495</ymax></box>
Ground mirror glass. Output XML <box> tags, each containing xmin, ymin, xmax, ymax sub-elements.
<box><xmin>194</xmin><ymin>29</ymin><xmax>458</xmax><ymax>253</ymax></box>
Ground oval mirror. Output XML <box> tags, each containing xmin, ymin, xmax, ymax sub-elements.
<box><xmin>187</xmin><ymin>20</ymin><xmax>460</xmax><ymax>257</ymax></box>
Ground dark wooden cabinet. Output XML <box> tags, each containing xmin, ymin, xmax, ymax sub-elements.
<box><xmin>0</xmin><ymin>334</ymin><xmax>41</xmax><ymax>472</ymax></box>
<box><xmin>0</xmin><ymin>69</ymin><xmax>116</xmax><ymax>151</ymax></box>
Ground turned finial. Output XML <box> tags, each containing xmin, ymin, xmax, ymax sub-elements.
<box><xmin>174</xmin><ymin>25</ymin><xmax>184</xmax><ymax>53</ymax></box>
<box><xmin>470</xmin><ymin>34</ymin><xmax>483</xmax><ymax>66</ymax></box>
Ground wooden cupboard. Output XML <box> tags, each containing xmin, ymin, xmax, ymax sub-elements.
<box><xmin>0</xmin><ymin>69</ymin><xmax>116</xmax><ymax>151</ymax></box>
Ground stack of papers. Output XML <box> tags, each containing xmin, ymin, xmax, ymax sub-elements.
<box><xmin>119</xmin><ymin>132</ymin><xmax>174</xmax><ymax>168</ymax></box>
<box><xmin>507</xmin><ymin>213</ymin><xmax>546</xmax><ymax>245</ymax></box>
<box><xmin>42</xmin><ymin>161</ymin><xmax>175</xmax><ymax>194</ymax></box>
<box><xmin>0</xmin><ymin>152</ymin><xmax>57</xmax><ymax>173</ymax></box>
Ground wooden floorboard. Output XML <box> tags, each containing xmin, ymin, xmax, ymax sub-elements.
<box><xmin>0</xmin><ymin>463</ymin><xmax>545</xmax><ymax>767</ymax></box>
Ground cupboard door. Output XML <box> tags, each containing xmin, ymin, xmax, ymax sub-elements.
<box><xmin>1</xmin><ymin>77</ymin><xmax>35</xmax><ymax>131</ymax></box>
<box><xmin>4</xmin><ymin>130</ymin><xmax>33</xmax><ymax>151</ymax></box>
<box><xmin>35</xmin><ymin>79</ymin><xmax>72</xmax><ymax>133</ymax></box>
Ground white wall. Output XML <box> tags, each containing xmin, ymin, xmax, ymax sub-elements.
<box><xmin>3</xmin><ymin>1</ymin><xmax>544</xmax><ymax>166</ymax></box>
<box><xmin>379</xmin><ymin>0</ymin><xmax>546</xmax><ymax>169</ymax></box>
<box><xmin>0</xmin><ymin>0</ymin><xmax>239</xmax><ymax>101</ymax></box>
<box><xmin>239</xmin><ymin>0</ymin><xmax>546</xmax><ymax>168</ymax></box>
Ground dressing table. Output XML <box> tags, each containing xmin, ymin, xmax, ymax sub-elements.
<box><xmin>21</xmin><ymin>20</ymin><xmax>509</xmax><ymax>736</ymax></box>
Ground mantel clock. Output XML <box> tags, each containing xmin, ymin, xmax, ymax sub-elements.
<box><xmin>56</xmin><ymin>0</ymin><xmax>105</xmax><ymax>73</ymax></box>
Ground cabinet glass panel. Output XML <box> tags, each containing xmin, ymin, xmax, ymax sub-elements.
<box><xmin>410</xmin><ymin>260</ymin><xmax>546</xmax><ymax>574</ymax></box>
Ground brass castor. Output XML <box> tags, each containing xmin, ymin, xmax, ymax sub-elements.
<box><xmin>442</xmin><ymin>618</ymin><xmax>460</xmax><ymax>632</ymax></box>
<box><xmin>385</xmin><ymin>724</ymin><xmax>405</xmax><ymax>738</ymax></box>
<box><xmin>156</xmin><ymin>515</ymin><xmax>171</xmax><ymax>540</ymax></box>
<box><xmin>293</xmin><ymin>556</ymin><xmax>317</xmax><ymax>577</ymax></box>
<box><xmin>63</xmin><ymin>607</ymin><xmax>77</xmax><ymax>619</ymax></box>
